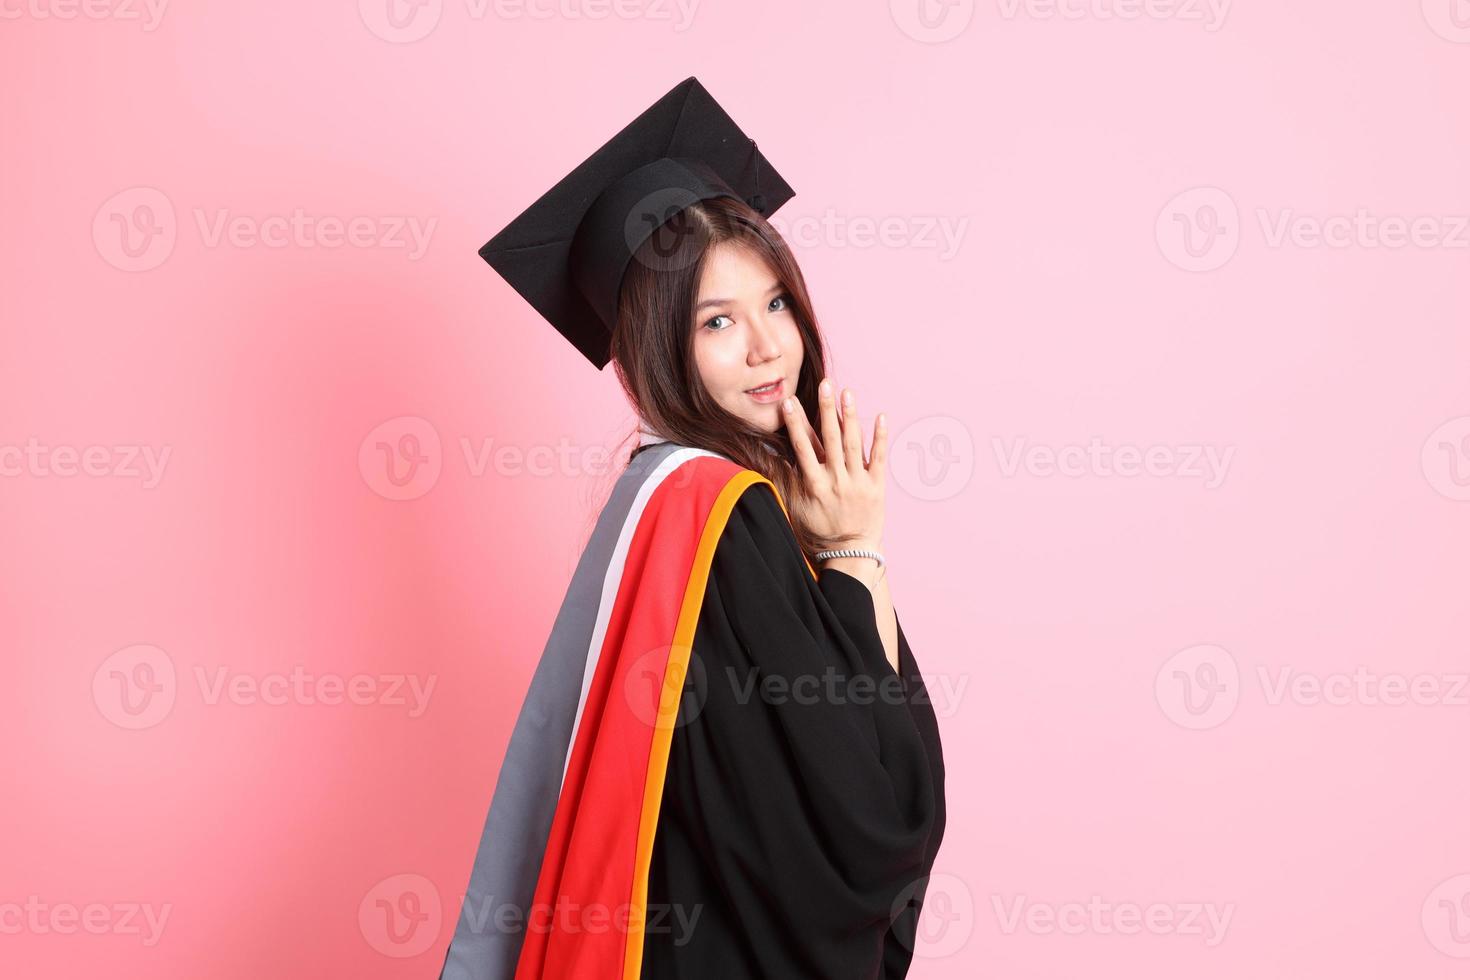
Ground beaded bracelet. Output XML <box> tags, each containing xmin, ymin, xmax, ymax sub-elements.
<box><xmin>813</xmin><ymin>548</ymin><xmax>885</xmax><ymax>569</ymax></box>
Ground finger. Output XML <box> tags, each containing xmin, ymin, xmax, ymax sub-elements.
<box><xmin>818</xmin><ymin>378</ymin><xmax>846</xmax><ymax>475</ymax></box>
<box><xmin>793</xmin><ymin>391</ymin><xmax>828</xmax><ymax>462</ymax></box>
<box><xmin>796</xmin><ymin>398</ymin><xmax>825</xmax><ymax>463</ymax></box>
<box><xmin>870</xmin><ymin>411</ymin><xmax>888</xmax><ymax>484</ymax></box>
<box><xmin>841</xmin><ymin>388</ymin><xmax>865</xmax><ymax>475</ymax></box>
<box><xmin>783</xmin><ymin>396</ymin><xmax>822</xmax><ymax>474</ymax></box>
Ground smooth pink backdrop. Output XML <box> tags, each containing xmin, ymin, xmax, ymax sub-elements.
<box><xmin>4</xmin><ymin>0</ymin><xmax>1469</xmax><ymax>977</ymax></box>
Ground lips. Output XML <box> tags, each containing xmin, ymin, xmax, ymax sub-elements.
<box><xmin>745</xmin><ymin>378</ymin><xmax>785</xmax><ymax>404</ymax></box>
<box><xmin>745</xmin><ymin>379</ymin><xmax>782</xmax><ymax>393</ymax></box>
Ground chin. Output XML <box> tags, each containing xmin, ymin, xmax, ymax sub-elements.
<box><xmin>731</xmin><ymin>406</ymin><xmax>780</xmax><ymax>434</ymax></box>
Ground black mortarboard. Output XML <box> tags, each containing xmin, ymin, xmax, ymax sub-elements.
<box><xmin>477</xmin><ymin>75</ymin><xmax>796</xmax><ymax>370</ymax></box>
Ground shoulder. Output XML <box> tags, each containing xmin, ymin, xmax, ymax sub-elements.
<box><xmin>634</xmin><ymin>448</ymin><xmax>780</xmax><ymax>530</ymax></box>
<box><xmin>619</xmin><ymin>445</ymin><xmax>811</xmax><ymax>578</ymax></box>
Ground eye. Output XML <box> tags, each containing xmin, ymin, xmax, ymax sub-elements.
<box><xmin>701</xmin><ymin>293</ymin><xmax>792</xmax><ymax>332</ymax></box>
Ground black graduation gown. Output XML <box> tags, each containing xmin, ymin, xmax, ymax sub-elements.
<box><xmin>638</xmin><ymin>478</ymin><xmax>948</xmax><ymax>979</ymax></box>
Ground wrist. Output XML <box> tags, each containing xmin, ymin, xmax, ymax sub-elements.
<box><xmin>816</xmin><ymin>542</ymin><xmax>886</xmax><ymax>589</ymax></box>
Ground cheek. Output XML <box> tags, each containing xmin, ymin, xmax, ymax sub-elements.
<box><xmin>778</xmin><ymin>320</ymin><xmax>805</xmax><ymax>369</ymax></box>
<box><xmin>693</xmin><ymin>332</ymin><xmax>746</xmax><ymax>392</ymax></box>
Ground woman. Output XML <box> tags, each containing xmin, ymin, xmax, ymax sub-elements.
<box><xmin>623</xmin><ymin>195</ymin><xmax>948</xmax><ymax>980</ymax></box>
<box><xmin>440</xmin><ymin>77</ymin><xmax>946</xmax><ymax>980</ymax></box>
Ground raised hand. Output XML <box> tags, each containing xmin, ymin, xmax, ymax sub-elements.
<box><xmin>781</xmin><ymin>377</ymin><xmax>888</xmax><ymax>555</ymax></box>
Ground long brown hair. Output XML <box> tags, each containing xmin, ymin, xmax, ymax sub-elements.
<box><xmin>608</xmin><ymin>194</ymin><xmax>846</xmax><ymax>562</ymax></box>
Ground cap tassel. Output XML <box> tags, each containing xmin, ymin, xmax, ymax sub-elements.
<box><xmin>744</xmin><ymin>138</ymin><xmax>767</xmax><ymax>215</ymax></box>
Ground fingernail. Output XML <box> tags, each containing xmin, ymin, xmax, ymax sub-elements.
<box><xmin>842</xmin><ymin>389</ymin><xmax>853</xmax><ymax>407</ymax></box>
<box><xmin>782</xmin><ymin>397</ymin><xmax>793</xmax><ymax>412</ymax></box>
<box><xmin>819</xmin><ymin>379</ymin><xmax>831</xmax><ymax>397</ymax></box>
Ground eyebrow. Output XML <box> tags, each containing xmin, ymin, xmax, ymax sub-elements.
<box><xmin>694</xmin><ymin>281</ymin><xmax>784</xmax><ymax>313</ymax></box>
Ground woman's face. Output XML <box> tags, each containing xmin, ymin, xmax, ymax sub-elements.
<box><xmin>690</xmin><ymin>242</ymin><xmax>804</xmax><ymax>434</ymax></box>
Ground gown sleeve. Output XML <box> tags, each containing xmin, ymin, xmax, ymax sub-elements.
<box><xmin>881</xmin><ymin>610</ymin><xmax>949</xmax><ymax>977</ymax></box>
<box><xmin>641</xmin><ymin>480</ymin><xmax>945</xmax><ymax>980</ymax></box>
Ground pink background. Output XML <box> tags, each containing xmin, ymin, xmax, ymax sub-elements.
<box><xmin>5</xmin><ymin>0</ymin><xmax>1470</xmax><ymax>977</ymax></box>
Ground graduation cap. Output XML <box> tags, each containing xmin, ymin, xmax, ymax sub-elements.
<box><xmin>478</xmin><ymin>76</ymin><xmax>796</xmax><ymax>370</ymax></box>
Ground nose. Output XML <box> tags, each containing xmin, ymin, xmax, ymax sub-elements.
<box><xmin>747</xmin><ymin>310</ymin><xmax>783</xmax><ymax>365</ymax></box>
